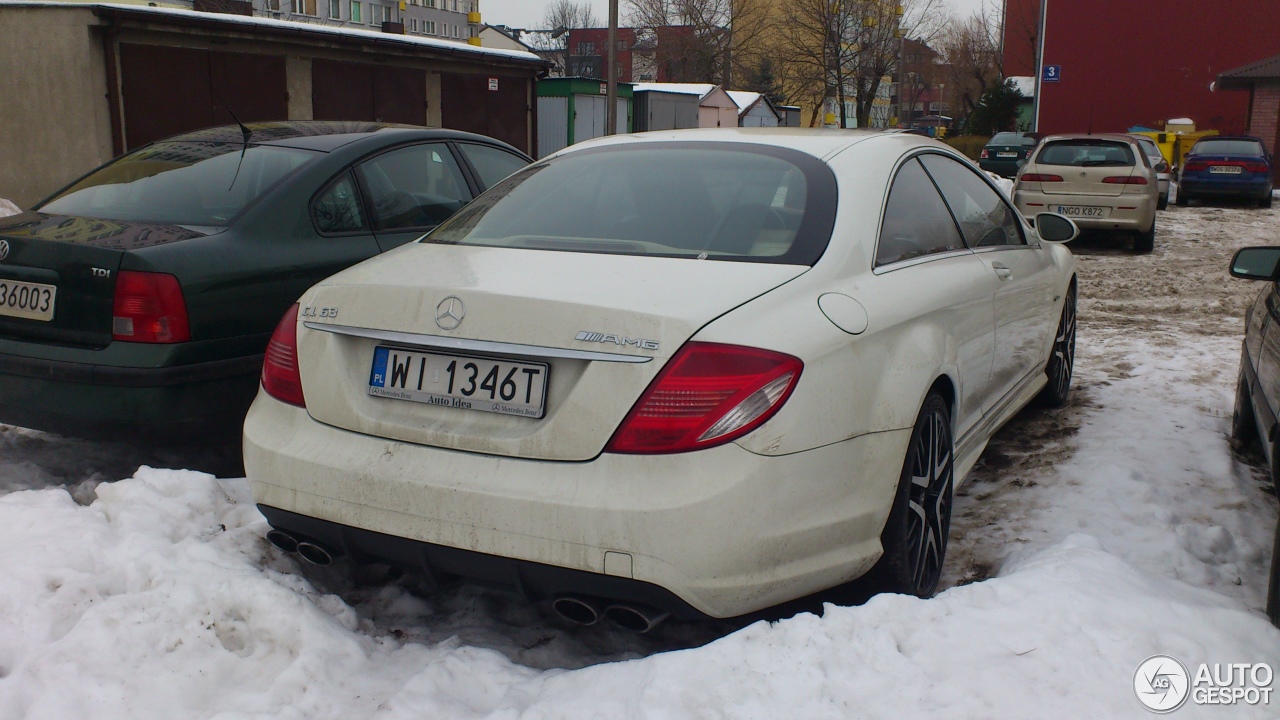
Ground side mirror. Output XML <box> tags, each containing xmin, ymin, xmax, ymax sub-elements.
<box><xmin>1034</xmin><ymin>212</ymin><xmax>1079</xmax><ymax>243</ymax></box>
<box><xmin>1230</xmin><ymin>247</ymin><xmax>1280</xmax><ymax>280</ymax></box>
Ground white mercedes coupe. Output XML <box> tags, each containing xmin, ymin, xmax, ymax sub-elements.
<box><xmin>244</xmin><ymin>129</ymin><xmax>1079</xmax><ymax>630</ymax></box>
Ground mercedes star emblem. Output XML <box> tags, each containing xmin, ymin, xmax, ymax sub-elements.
<box><xmin>0</xmin><ymin>240</ymin><xmax>9</xmax><ymax>262</ymax></box>
<box><xmin>435</xmin><ymin>296</ymin><xmax>465</xmax><ymax>330</ymax></box>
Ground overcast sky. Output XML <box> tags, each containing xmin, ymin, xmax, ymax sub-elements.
<box><xmin>480</xmin><ymin>0</ymin><xmax>994</xmax><ymax>32</ymax></box>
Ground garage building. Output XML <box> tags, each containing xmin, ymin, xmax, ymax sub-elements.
<box><xmin>0</xmin><ymin>3</ymin><xmax>547</xmax><ymax>208</ymax></box>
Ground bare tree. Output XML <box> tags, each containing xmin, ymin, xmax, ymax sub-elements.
<box><xmin>625</xmin><ymin>0</ymin><xmax>770</xmax><ymax>86</ymax></box>
<box><xmin>936</xmin><ymin>2</ymin><xmax>1004</xmax><ymax>129</ymax></box>
<box><xmin>780</xmin><ymin>0</ymin><xmax>948</xmax><ymax>128</ymax></box>
<box><xmin>542</xmin><ymin>0</ymin><xmax>600</xmax><ymax>77</ymax></box>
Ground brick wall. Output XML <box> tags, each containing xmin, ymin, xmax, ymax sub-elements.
<box><xmin>1250</xmin><ymin>81</ymin><xmax>1280</xmax><ymax>156</ymax></box>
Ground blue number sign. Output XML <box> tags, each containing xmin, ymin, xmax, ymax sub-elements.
<box><xmin>1043</xmin><ymin>65</ymin><xmax>1061</xmax><ymax>83</ymax></box>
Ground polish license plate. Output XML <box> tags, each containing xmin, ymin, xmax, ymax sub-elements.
<box><xmin>1210</xmin><ymin>165</ymin><xmax>1243</xmax><ymax>174</ymax></box>
<box><xmin>1053</xmin><ymin>205</ymin><xmax>1109</xmax><ymax>218</ymax></box>
<box><xmin>368</xmin><ymin>346</ymin><xmax>548</xmax><ymax>418</ymax></box>
<box><xmin>0</xmin><ymin>279</ymin><xmax>55</xmax><ymax>322</ymax></box>
<box><xmin>996</xmin><ymin>151</ymin><xmax>1019</xmax><ymax>158</ymax></box>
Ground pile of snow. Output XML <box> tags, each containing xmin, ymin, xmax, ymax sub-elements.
<box><xmin>0</xmin><ymin>468</ymin><xmax>1274</xmax><ymax>718</ymax></box>
<box><xmin>0</xmin><ymin>199</ymin><xmax>19</xmax><ymax>218</ymax></box>
<box><xmin>0</xmin><ymin>204</ymin><xmax>1276</xmax><ymax>717</ymax></box>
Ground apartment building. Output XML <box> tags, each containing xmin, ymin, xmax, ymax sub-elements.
<box><xmin>257</xmin><ymin>0</ymin><xmax>482</xmax><ymax>44</ymax></box>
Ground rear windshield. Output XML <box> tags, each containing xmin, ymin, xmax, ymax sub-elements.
<box><xmin>1192</xmin><ymin>139</ymin><xmax>1265</xmax><ymax>156</ymax></box>
<box><xmin>424</xmin><ymin>143</ymin><xmax>837</xmax><ymax>265</ymax></box>
<box><xmin>38</xmin><ymin>142</ymin><xmax>320</xmax><ymax>226</ymax></box>
<box><xmin>990</xmin><ymin>133</ymin><xmax>1035</xmax><ymax>146</ymax></box>
<box><xmin>1036</xmin><ymin>140</ymin><xmax>1135</xmax><ymax>167</ymax></box>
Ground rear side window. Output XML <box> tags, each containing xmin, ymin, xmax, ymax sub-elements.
<box><xmin>876</xmin><ymin>159</ymin><xmax>965</xmax><ymax>266</ymax></box>
<box><xmin>312</xmin><ymin>172</ymin><xmax>367</xmax><ymax>234</ymax></box>
<box><xmin>919</xmin><ymin>154</ymin><xmax>1025</xmax><ymax>248</ymax></box>
<box><xmin>1193</xmin><ymin>139</ymin><xmax>1266</xmax><ymax>156</ymax></box>
<box><xmin>358</xmin><ymin>143</ymin><xmax>471</xmax><ymax>231</ymax></box>
<box><xmin>1036</xmin><ymin>140</ymin><xmax>1135</xmax><ymax>167</ymax></box>
<box><xmin>425</xmin><ymin>143</ymin><xmax>838</xmax><ymax>266</ymax></box>
<box><xmin>458</xmin><ymin>143</ymin><xmax>529</xmax><ymax>189</ymax></box>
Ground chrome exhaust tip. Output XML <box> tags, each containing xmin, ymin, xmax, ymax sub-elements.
<box><xmin>265</xmin><ymin>529</ymin><xmax>300</xmax><ymax>554</ymax></box>
<box><xmin>603</xmin><ymin>604</ymin><xmax>670</xmax><ymax>633</ymax></box>
<box><xmin>551</xmin><ymin>596</ymin><xmax>602</xmax><ymax>626</ymax></box>
<box><xmin>295</xmin><ymin>541</ymin><xmax>335</xmax><ymax>566</ymax></box>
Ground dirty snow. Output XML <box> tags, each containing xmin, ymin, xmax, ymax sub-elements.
<box><xmin>0</xmin><ymin>199</ymin><xmax>19</xmax><ymax>218</ymax></box>
<box><xmin>0</xmin><ymin>202</ymin><xmax>1277</xmax><ymax>717</ymax></box>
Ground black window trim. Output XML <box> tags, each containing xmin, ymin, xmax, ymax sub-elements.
<box><xmin>872</xmin><ymin>153</ymin><xmax>972</xmax><ymax>272</ymax></box>
<box><xmin>917</xmin><ymin>150</ymin><xmax>1032</xmax><ymax>253</ymax></box>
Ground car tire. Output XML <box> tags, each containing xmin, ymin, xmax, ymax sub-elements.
<box><xmin>1231</xmin><ymin>369</ymin><xmax>1260</xmax><ymax>449</ymax></box>
<box><xmin>1176</xmin><ymin>189</ymin><xmax>1190</xmax><ymax>207</ymax></box>
<box><xmin>1134</xmin><ymin>218</ymin><xmax>1155</xmax><ymax>253</ymax></box>
<box><xmin>871</xmin><ymin>391</ymin><xmax>954</xmax><ymax>598</ymax></box>
<box><xmin>1036</xmin><ymin>283</ymin><xmax>1077</xmax><ymax>408</ymax></box>
<box><xmin>1157</xmin><ymin>192</ymin><xmax>1169</xmax><ymax>211</ymax></box>
<box><xmin>1261</xmin><ymin>192</ymin><xmax>1273</xmax><ymax>210</ymax></box>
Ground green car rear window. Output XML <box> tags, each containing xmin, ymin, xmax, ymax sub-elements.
<box><xmin>422</xmin><ymin>142</ymin><xmax>838</xmax><ymax>266</ymax></box>
<box><xmin>39</xmin><ymin>142</ymin><xmax>321</xmax><ymax>226</ymax></box>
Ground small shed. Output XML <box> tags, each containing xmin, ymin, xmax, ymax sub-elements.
<box><xmin>778</xmin><ymin>105</ymin><xmax>802</xmax><ymax>127</ymax></box>
<box><xmin>535</xmin><ymin>77</ymin><xmax>633</xmax><ymax>159</ymax></box>
<box><xmin>726</xmin><ymin>91</ymin><xmax>781</xmax><ymax>127</ymax></box>
<box><xmin>633</xmin><ymin>83</ymin><xmax>737</xmax><ymax>131</ymax></box>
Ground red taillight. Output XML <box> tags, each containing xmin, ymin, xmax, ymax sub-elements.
<box><xmin>1102</xmin><ymin>176</ymin><xmax>1149</xmax><ymax>185</ymax></box>
<box><xmin>1021</xmin><ymin>173</ymin><xmax>1063</xmax><ymax>182</ymax></box>
<box><xmin>111</xmin><ymin>270</ymin><xmax>190</xmax><ymax>343</ymax></box>
<box><xmin>262</xmin><ymin>304</ymin><xmax>305</xmax><ymax>407</ymax></box>
<box><xmin>605</xmin><ymin>342</ymin><xmax>802</xmax><ymax>454</ymax></box>
<box><xmin>1183</xmin><ymin>160</ymin><xmax>1209</xmax><ymax>172</ymax></box>
<box><xmin>980</xmin><ymin>148</ymin><xmax>990</xmax><ymax>159</ymax></box>
<box><xmin>1243</xmin><ymin>161</ymin><xmax>1269</xmax><ymax>173</ymax></box>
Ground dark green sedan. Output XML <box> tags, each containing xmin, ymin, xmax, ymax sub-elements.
<box><xmin>0</xmin><ymin>121</ymin><xmax>530</xmax><ymax>444</ymax></box>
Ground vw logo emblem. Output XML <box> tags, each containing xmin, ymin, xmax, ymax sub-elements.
<box><xmin>435</xmin><ymin>296</ymin><xmax>465</xmax><ymax>330</ymax></box>
<box><xmin>0</xmin><ymin>240</ymin><xmax>9</xmax><ymax>262</ymax></box>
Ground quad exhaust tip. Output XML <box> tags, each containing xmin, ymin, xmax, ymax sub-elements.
<box><xmin>265</xmin><ymin>529</ymin><xmax>336</xmax><ymax>566</ymax></box>
<box><xmin>552</xmin><ymin>596</ymin><xmax>602</xmax><ymax>626</ymax></box>
<box><xmin>603</xmin><ymin>604</ymin><xmax>670</xmax><ymax>634</ymax></box>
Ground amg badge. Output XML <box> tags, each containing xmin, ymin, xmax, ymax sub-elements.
<box><xmin>575</xmin><ymin>331</ymin><xmax>659</xmax><ymax>351</ymax></box>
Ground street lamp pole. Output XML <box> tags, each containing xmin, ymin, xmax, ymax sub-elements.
<box><xmin>1032</xmin><ymin>0</ymin><xmax>1048</xmax><ymax>132</ymax></box>
<box><xmin>606</xmin><ymin>0</ymin><xmax>618</xmax><ymax>135</ymax></box>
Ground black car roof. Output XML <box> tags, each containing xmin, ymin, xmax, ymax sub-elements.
<box><xmin>160</xmin><ymin>121</ymin><xmax>517</xmax><ymax>153</ymax></box>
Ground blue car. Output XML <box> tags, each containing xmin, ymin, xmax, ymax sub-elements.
<box><xmin>1177</xmin><ymin>136</ymin><xmax>1273</xmax><ymax>208</ymax></box>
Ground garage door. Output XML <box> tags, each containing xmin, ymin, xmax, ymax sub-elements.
<box><xmin>311</xmin><ymin>60</ymin><xmax>427</xmax><ymax>125</ymax></box>
<box><xmin>440</xmin><ymin>73</ymin><xmax>530</xmax><ymax>153</ymax></box>
<box><xmin>119</xmin><ymin>44</ymin><xmax>287</xmax><ymax>150</ymax></box>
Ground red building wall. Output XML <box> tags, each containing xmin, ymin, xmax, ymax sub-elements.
<box><xmin>1002</xmin><ymin>0</ymin><xmax>1280</xmax><ymax>135</ymax></box>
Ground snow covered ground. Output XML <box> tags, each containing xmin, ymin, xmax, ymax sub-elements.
<box><xmin>0</xmin><ymin>202</ymin><xmax>1278</xmax><ymax>718</ymax></box>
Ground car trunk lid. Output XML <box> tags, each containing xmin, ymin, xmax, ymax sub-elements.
<box><xmin>296</xmin><ymin>243</ymin><xmax>808</xmax><ymax>461</ymax></box>
<box><xmin>0</xmin><ymin>213</ymin><xmax>210</xmax><ymax>347</ymax></box>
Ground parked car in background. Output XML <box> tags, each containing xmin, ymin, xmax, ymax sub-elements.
<box><xmin>1178</xmin><ymin>136</ymin><xmax>1273</xmax><ymax>208</ymax></box>
<box><xmin>1129</xmin><ymin>134</ymin><xmax>1172</xmax><ymax>210</ymax></box>
<box><xmin>1013</xmin><ymin>133</ymin><xmax>1159</xmax><ymax>253</ymax></box>
<box><xmin>244</xmin><ymin>129</ymin><xmax>1081</xmax><ymax>629</ymax></box>
<box><xmin>1227</xmin><ymin>246</ymin><xmax>1280</xmax><ymax>628</ymax></box>
<box><xmin>0</xmin><ymin>121</ymin><xmax>530</xmax><ymax>444</ymax></box>
<box><xmin>979</xmin><ymin>132</ymin><xmax>1040</xmax><ymax>178</ymax></box>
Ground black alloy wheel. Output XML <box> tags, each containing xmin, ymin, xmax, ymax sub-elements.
<box><xmin>874</xmin><ymin>392</ymin><xmax>954</xmax><ymax>597</ymax></box>
<box><xmin>1037</xmin><ymin>283</ymin><xmax>1077</xmax><ymax>407</ymax></box>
